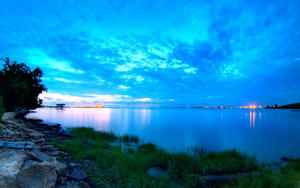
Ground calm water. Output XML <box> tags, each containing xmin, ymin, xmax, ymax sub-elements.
<box><xmin>27</xmin><ymin>107</ymin><xmax>300</xmax><ymax>162</ymax></box>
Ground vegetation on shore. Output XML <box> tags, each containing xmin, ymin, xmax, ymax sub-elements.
<box><xmin>0</xmin><ymin>96</ymin><xmax>4</xmax><ymax>117</ymax></box>
<box><xmin>0</xmin><ymin>58</ymin><xmax>46</xmax><ymax>111</ymax></box>
<box><xmin>53</xmin><ymin>127</ymin><xmax>257</xmax><ymax>187</ymax></box>
<box><xmin>53</xmin><ymin>127</ymin><xmax>300</xmax><ymax>187</ymax></box>
<box><xmin>279</xmin><ymin>103</ymin><xmax>300</xmax><ymax>109</ymax></box>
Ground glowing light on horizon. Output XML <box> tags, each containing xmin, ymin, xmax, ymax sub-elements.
<box><xmin>248</xmin><ymin>105</ymin><xmax>257</xmax><ymax>109</ymax></box>
<box><xmin>71</xmin><ymin>104</ymin><xmax>104</xmax><ymax>108</ymax></box>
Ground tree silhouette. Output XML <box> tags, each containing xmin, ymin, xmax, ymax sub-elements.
<box><xmin>0</xmin><ymin>58</ymin><xmax>47</xmax><ymax>111</ymax></box>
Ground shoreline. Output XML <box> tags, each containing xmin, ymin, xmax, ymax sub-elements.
<box><xmin>0</xmin><ymin>112</ymin><xmax>92</xmax><ymax>187</ymax></box>
<box><xmin>1</xmin><ymin>112</ymin><xmax>300</xmax><ymax>187</ymax></box>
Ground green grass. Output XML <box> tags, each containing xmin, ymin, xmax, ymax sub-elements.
<box><xmin>222</xmin><ymin>158</ymin><xmax>300</xmax><ymax>188</ymax></box>
<box><xmin>223</xmin><ymin>168</ymin><xmax>298</xmax><ymax>188</ymax></box>
<box><xmin>122</xmin><ymin>134</ymin><xmax>139</xmax><ymax>143</ymax></box>
<box><xmin>55</xmin><ymin>127</ymin><xmax>261</xmax><ymax>187</ymax></box>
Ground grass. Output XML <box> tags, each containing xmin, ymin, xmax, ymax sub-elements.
<box><xmin>223</xmin><ymin>168</ymin><xmax>298</xmax><ymax>188</ymax></box>
<box><xmin>222</xmin><ymin>158</ymin><xmax>300</xmax><ymax>188</ymax></box>
<box><xmin>56</xmin><ymin>127</ymin><xmax>261</xmax><ymax>187</ymax></box>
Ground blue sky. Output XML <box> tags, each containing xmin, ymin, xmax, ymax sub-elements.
<box><xmin>0</xmin><ymin>0</ymin><xmax>300</xmax><ymax>106</ymax></box>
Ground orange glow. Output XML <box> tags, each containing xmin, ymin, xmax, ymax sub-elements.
<box><xmin>248</xmin><ymin>105</ymin><xmax>257</xmax><ymax>109</ymax></box>
<box><xmin>249</xmin><ymin>108</ymin><xmax>256</xmax><ymax>128</ymax></box>
<box><xmin>71</xmin><ymin>104</ymin><xmax>104</xmax><ymax>108</ymax></box>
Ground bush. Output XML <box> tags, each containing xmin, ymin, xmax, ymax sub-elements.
<box><xmin>0</xmin><ymin>58</ymin><xmax>46</xmax><ymax>111</ymax></box>
<box><xmin>0</xmin><ymin>96</ymin><xmax>4</xmax><ymax>117</ymax></box>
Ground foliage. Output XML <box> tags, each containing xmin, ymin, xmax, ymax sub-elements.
<box><xmin>0</xmin><ymin>95</ymin><xmax>4</xmax><ymax>117</ymax></box>
<box><xmin>122</xmin><ymin>134</ymin><xmax>139</xmax><ymax>143</ymax></box>
<box><xmin>279</xmin><ymin>103</ymin><xmax>300</xmax><ymax>109</ymax></box>
<box><xmin>56</xmin><ymin>127</ymin><xmax>259</xmax><ymax>187</ymax></box>
<box><xmin>0</xmin><ymin>57</ymin><xmax>46</xmax><ymax>111</ymax></box>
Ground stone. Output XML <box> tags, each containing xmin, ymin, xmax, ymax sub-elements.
<box><xmin>28</xmin><ymin>132</ymin><xmax>45</xmax><ymax>138</ymax></box>
<box><xmin>0</xmin><ymin>151</ymin><xmax>27</xmax><ymax>188</ymax></box>
<box><xmin>0</xmin><ymin>141</ymin><xmax>35</xmax><ymax>149</ymax></box>
<box><xmin>16</xmin><ymin>161</ymin><xmax>57</xmax><ymax>188</ymax></box>
<box><xmin>1</xmin><ymin>112</ymin><xmax>17</xmax><ymax>122</ymax></box>
<box><xmin>34</xmin><ymin>138</ymin><xmax>45</xmax><ymax>144</ymax></box>
<box><xmin>146</xmin><ymin>166</ymin><xmax>168</xmax><ymax>178</ymax></box>
<box><xmin>78</xmin><ymin>181</ymin><xmax>90</xmax><ymax>188</ymax></box>
<box><xmin>41</xmin><ymin>144</ymin><xmax>54</xmax><ymax>150</ymax></box>
<box><xmin>67</xmin><ymin>181</ymin><xmax>80</xmax><ymax>188</ymax></box>
<box><xmin>56</xmin><ymin>161</ymin><xmax>67</xmax><ymax>175</ymax></box>
<box><xmin>203</xmin><ymin>172</ymin><xmax>259</xmax><ymax>185</ymax></box>
<box><xmin>27</xmin><ymin>148</ymin><xmax>53</xmax><ymax>162</ymax></box>
<box><xmin>22</xmin><ymin>160</ymin><xmax>39</xmax><ymax>169</ymax></box>
<box><xmin>60</xmin><ymin>151</ymin><xmax>69</xmax><ymax>156</ymax></box>
<box><xmin>50</xmin><ymin>151</ymin><xmax>60</xmax><ymax>156</ymax></box>
<box><xmin>0</xmin><ymin>175</ymin><xmax>19</xmax><ymax>188</ymax></box>
<box><xmin>0</xmin><ymin>150</ymin><xmax>27</xmax><ymax>177</ymax></box>
<box><xmin>68</xmin><ymin>168</ymin><xmax>88</xmax><ymax>180</ymax></box>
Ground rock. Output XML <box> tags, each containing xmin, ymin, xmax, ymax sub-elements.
<box><xmin>50</xmin><ymin>151</ymin><xmax>60</xmax><ymax>156</ymax></box>
<box><xmin>146</xmin><ymin>166</ymin><xmax>168</xmax><ymax>178</ymax></box>
<box><xmin>0</xmin><ymin>141</ymin><xmax>35</xmax><ymax>149</ymax></box>
<box><xmin>60</xmin><ymin>151</ymin><xmax>69</xmax><ymax>156</ymax></box>
<box><xmin>0</xmin><ymin>175</ymin><xmax>19</xmax><ymax>188</ymax></box>
<box><xmin>16</xmin><ymin>161</ymin><xmax>57</xmax><ymax>188</ymax></box>
<box><xmin>34</xmin><ymin>138</ymin><xmax>45</xmax><ymax>144</ymax></box>
<box><xmin>68</xmin><ymin>168</ymin><xmax>88</xmax><ymax>180</ymax></box>
<box><xmin>28</xmin><ymin>132</ymin><xmax>45</xmax><ymax>138</ymax></box>
<box><xmin>67</xmin><ymin>181</ymin><xmax>80</xmax><ymax>188</ymax></box>
<box><xmin>281</xmin><ymin>157</ymin><xmax>297</xmax><ymax>162</ymax></box>
<box><xmin>203</xmin><ymin>172</ymin><xmax>259</xmax><ymax>185</ymax></box>
<box><xmin>22</xmin><ymin>160</ymin><xmax>39</xmax><ymax>169</ymax></box>
<box><xmin>56</xmin><ymin>161</ymin><xmax>67</xmax><ymax>175</ymax></box>
<box><xmin>27</xmin><ymin>148</ymin><xmax>53</xmax><ymax>162</ymax></box>
<box><xmin>1</xmin><ymin>112</ymin><xmax>17</xmax><ymax>122</ymax></box>
<box><xmin>78</xmin><ymin>181</ymin><xmax>90</xmax><ymax>188</ymax></box>
<box><xmin>0</xmin><ymin>151</ymin><xmax>27</xmax><ymax>188</ymax></box>
<box><xmin>41</xmin><ymin>145</ymin><xmax>54</xmax><ymax>150</ymax></box>
<box><xmin>0</xmin><ymin>150</ymin><xmax>27</xmax><ymax>177</ymax></box>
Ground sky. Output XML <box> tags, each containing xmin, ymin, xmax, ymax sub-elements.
<box><xmin>0</xmin><ymin>0</ymin><xmax>300</xmax><ymax>106</ymax></box>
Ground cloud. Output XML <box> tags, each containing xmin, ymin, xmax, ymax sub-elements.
<box><xmin>40</xmin><ymin>92</ymin><xmax>157</xmax><ymax>105</ymax></box>
<box><xmin>1</xmin><ymin>0</ymin><xmax>300</xmax><ymax>105</ymax></box>
<box><xmin>134</xmin><ymin>98</ymin><xmax>152</xmax><ymax>102</ymax></box>
<box><xmin>54</xmin><ymin>78</ymin><xmax>82</xmax><ymax>84</ymax></box>
<box><xmin>119</xmin><ymin>85</ymin><xmax>130</xmax><ymax>89</ymax></box>
<box><xmin>25</xmin><ymin>49</ymin><xmax>84</xmax><ymax>74</ymax></box>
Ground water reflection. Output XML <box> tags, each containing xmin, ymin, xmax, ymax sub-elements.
<box><xmin>27</xmin><ymin>108</ymin><xmax>300</xmax><ymax>162</ymax></box>
<box><xmin>249</xmin><ymin>109</ymin><xmax>256</xmax><ymax>128</ymax></box>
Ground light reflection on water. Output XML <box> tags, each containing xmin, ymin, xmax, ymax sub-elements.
<box><xmin>27</xmin><ymin>107</ymin><xmax>300</xmax><ymax>162</ymax></box>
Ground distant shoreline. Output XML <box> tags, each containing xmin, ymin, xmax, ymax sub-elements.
<box><xmin>39</xmin><ymin>105</ymin><xmax>300</xmax><ymax>109</ymax></box>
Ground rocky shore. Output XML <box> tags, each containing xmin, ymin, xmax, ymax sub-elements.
<box><xmin>0</xmin><ymin>112</ymin><xmax>91</xmax><ymax>188</ymax></box>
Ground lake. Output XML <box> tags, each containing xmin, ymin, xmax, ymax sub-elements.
<box><xmin>26</xmin><ymin>107</ymin><xmax>300</xmax><ymax>162</ymax></box>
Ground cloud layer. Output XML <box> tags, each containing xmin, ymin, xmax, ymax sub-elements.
<box><xmin>0</xmin><ymin>0</ymin><xmax>300</xmax><ymax>106</ymax></box>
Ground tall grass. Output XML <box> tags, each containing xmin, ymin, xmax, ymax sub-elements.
<box><xmin>56</xmin><ymin>127</ymin><xmax>263</xmax><ymax>187</ymax></box>
<box><xmin>223</xmin><ymin>168</ymin><xmax>298</xmax><ymax>188</ymax></box>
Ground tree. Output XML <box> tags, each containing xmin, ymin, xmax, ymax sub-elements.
<box><xmin>0</xmin><ymin>58</ymin><xmax>47</xmax><ymax>111</ymax></box>
<box><xmin>0</xmin><ymin>96</ymin><xmax>4</xmax><ymax>116</ymax></box>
